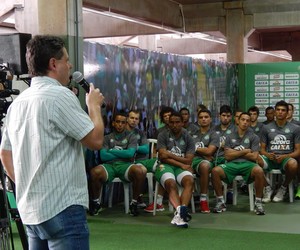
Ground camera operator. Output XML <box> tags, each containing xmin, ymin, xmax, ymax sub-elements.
<box><xmin>0</xmin><ymin>35</ymin><xmax>105</xmax><ymax>249</ymax></box>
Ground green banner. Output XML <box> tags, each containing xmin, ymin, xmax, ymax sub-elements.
<box><xmin>239</xmin><ymin>62</ymin><xmax>300</xmax><ymax>121</ymax></box>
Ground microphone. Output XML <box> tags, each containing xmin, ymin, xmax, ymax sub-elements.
<box><xmin>72</xmin><ymin>71</ymin><xmax>106</xmax><ymax>108</ymax></box>
<box><xmin>0</xmin><ymin>89</ymin><xmax>20</xmax><ymax>98</ymax></box>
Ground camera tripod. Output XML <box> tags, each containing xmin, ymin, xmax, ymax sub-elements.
<box><xmin>0</xmin><ymin>161</ymin><xmax>28</xmax><ymax>250</ymax></box>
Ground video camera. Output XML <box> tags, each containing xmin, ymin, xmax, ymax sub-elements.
<box><xmin>0</xmin><ymin>63</ymin><xmax>20</xmax><ymax>119</ymax></box>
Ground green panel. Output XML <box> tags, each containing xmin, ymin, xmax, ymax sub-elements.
<box><xmin>237</xmin><ymin>64</ymin><xmax>246</xmax><ymax>111</ymax></box>
<box><xmin>242</xmin><ymin>62</ymin><xmax>300</xmax><ymax>121</ymax></box>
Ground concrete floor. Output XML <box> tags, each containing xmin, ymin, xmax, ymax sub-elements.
<box><xmin>94</xmin><ymin>193</ymin><xmax>300</xmax><ymax>235</ymax></box>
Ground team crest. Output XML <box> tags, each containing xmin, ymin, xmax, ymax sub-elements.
<box><xmin>180</xmin><ymin>139</ymin><xmax>185</xmax><ymax>146</ymax></box>
<box><xmin>244</xmin><ymin>138</ymin><xmax>250</xmax><ymax>144</ymax></box>
<box><xmin>158</xmin><ymin>164</ymin><xmax>165</xmax><ymax>172</ymax></box>
<box><xmin>285</xmin><ymin>128</ymin><xmax>290</xmax><ymax>133</ymax></box>
<box><xmin>226</xmin><ymin>130</ymin><xmax>232</xmax><ymax>135</ymax></box>
<box><xmin>204</xmin><ymin>135</ymin><xmax>209</xmax><ymax>140</ymax></box>
<box><xmin>231</xmin><ymin>139</ymin><xmax>237</xmax><ymax>143</ymax></box>
<box><xmin>270</xmin><ymin>129</ymin><xmax>275</xmax><ymax>132</ymax></box>
<box><xmin>122</xmin><ymin>139</ymin><xmax>128</xmax><ymax>144</ymax></box>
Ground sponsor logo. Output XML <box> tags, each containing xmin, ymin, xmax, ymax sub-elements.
<box><xmin>168</xmin><ymin>147</ymin><xmax>184</xmax><ymax>157</ymax></box>
<box><xmin>234</xmin><ymin>145</ymin><xmax>245</xmax><ymax>151</ymax></box>
<box><xmin>195</xmin><ymin>142</ymin><xmax>205</xmax><ymax>150</ymax></box>
<box><xmin>270</xmin><ymin>135</ymin><xmax>290</xmax><ymax>150</ymax></box>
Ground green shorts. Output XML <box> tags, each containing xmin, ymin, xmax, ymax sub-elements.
<box><xmin>192</xmin><ymin>157</ymin><xmax>214</xmax><ymax>172</ymax></box>
<box><xmin>214</xmin><ymin>156</ymin><xmax>226</xmax><ymax>166</ymax></box>
<box><xmin>155</xmin><ymin>163</ymin><xmax>193</xmax><ymax>188</ymax></box>
<box><xmin>259</xmin><ymin>155</ymin><xmax>291</xmax><ymax>174</ymax></box>
<box><xmin>218</xmin><ymin>161</ymin><xmax>258</xmax><ymax>184</ymax></box>
<box><xmin>135</xmin><ymin>158</ymin><xmax>158</xmax><ymax>172</ymax></box>
<box><xmin>102</xmin><ymin>161</ymin><xmax>134</xmax><ymax>183</ymax></box>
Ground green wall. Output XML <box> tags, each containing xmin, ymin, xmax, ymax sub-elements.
<box><xmin>238</xmin><ymin>62</ymin><xmax>300</xmax><ymax>121</ymax></box>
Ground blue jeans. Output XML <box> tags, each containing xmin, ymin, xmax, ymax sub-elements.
<box><xmin>26</xmin><ymin>205</ymin><xmax>89</xmax><ymax>250</ymax></box>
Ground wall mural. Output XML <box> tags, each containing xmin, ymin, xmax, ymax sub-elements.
<box><xmin>83</xmin><ymin>41</ymin><xmax>239</xmax><ymax>136</ymax></box>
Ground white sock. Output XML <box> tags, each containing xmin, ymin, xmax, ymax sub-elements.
<box><xmin>200</xmin><ymin>194</ymin><xmax>207</xmax><ymax>201</ymax></box>
<box><xmin>157</xmin><ymin>194</ymin><xmax>163</xmax><ymax>205</ymax></box>
<box><xmin>255</xmin><ymin>197</ymin><xmax>262</xmax><ymax>203</ymax></box>
<box><xmin>217</xmin><ymin>196</ymin><xmax>224</xmax><ymax>203</ymax></box>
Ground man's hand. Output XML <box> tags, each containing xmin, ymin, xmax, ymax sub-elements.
<box><xmin>267</xmin><ymin>152</ymin><xmax>276</xmax><ymax>161</ymax></box>
<box><xmin>159</xmin><ymin>150</ymin><xmax>170</xmax><ymax>160</ymax></box>
<box><xmin>274</xmin><ymin>154</ymin><xmax>285</xmax><ymax>164</ymax></box>
<box><xmin>181</xmin><ymin>164</ymin><xmax>194</xmax><ymax>173</ymax></box>
<box><xmin>86</xmin><ymin>83</ymin><xmax>105</xmax><ymax>109</ymax></box>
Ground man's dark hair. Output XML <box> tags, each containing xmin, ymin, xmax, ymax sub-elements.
<box><xmin>159</xmin><ymin>106</ymin><xmax>174</xmax><ymax>122</ymax></box>
<box><xmin>275</xmin><ymin>100</ymin><xmax>289</xmax><ymax>111</ymax></box>
<box><xmin>247</xmin><ymin>106</ymin><xmax>260</xmax><ymax>114</ymax></box>
<box><xmin>179</xmin><ymin>107</ymin><xmax>190</xmax><ymax>114</ymax></box>
<box><xmin>265</xmin><ymin>106</ymin><xmax>274</xmax><ymax>113</ymax></box>
<box><xmin>169</xmin><ymin>111</ymin><xmax>183</xmax><ymax>121</ymax></box>
<box><xmin>220</xmin><ymin>105</ymin><xmax>232</xmax><ymax>115</ymax></box>
<box><xmin>239</xmin><ymin>112</ymin><xmax>250</xmax><ymax>119</ymax></box>
<box><xmin>287</xmin><ymin>103</ymin><xmax>294</xmax><ymax>111</ymax></box>
<box><xmin>197</xmin><ymin>104</ymin><xmax>207</xmax><ymax>111</ymax></box>
<box><xmin>198</xmin><ymin>109</ymin><xmax>212</xmax><ymax>117</ymax></box>
<box><xmin>113</xmin><ymin>111</ymin><xmax>127</xmax><ymax>121</ymax></box>
<box><xmin>26</xmin><ymin>35</ymin><xmax>65</xmax><ymax>76</ymax></box>
<box><xmin>128</xmin><ymin>109</ymin><xmax>140</xmax><ymax>117</ymax></box>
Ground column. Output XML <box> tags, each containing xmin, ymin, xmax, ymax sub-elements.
<box><xmin>14</xmin><ymin>0</ymin><xmax>83</xmax><ymax>72</ymax></box>
<box><xmin>225</xmin><ymin>8</ymin><xmax>247</xmax><ymax>63</ymax></box>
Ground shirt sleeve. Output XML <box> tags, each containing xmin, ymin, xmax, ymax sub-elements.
<box><xmin>53</xmin><ymin>90</ymin><xmax>94</xmax><ymax>141</ymax></box>
<box><xmin>0</xmin><ymin>124</ymin><xmax>12</xmax><ymax>151</ymax></box>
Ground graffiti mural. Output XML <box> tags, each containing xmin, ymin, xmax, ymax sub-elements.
<box><xmin>83</xmin><ymin>41</ymin><xmax>239</xmax><ymax>136</ymax></box>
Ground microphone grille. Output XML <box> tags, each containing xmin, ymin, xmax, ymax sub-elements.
<box><xmin>72</xmin><ymin>71</ymin><xmax>83</xmax><ymax>83</ymax></box>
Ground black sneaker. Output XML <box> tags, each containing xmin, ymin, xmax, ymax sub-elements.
<box><xmin>137</xmin><ymin>194</ymin><xmax>147</xmax><ymax>209</ymax></box>
<box><xmin>179</xmin><ymin>205</ymin><xmax>192</xmax><ymax>222</ymax></box>
<box><xmin>89</xmin><ymin>201</ymin><xmax>101</xmax><ymax>216</ymax></box>
<box><xmin>213</xmin><ymin>201</ymin><xmax>226</xmax><ymax>213</ymax></box>
<box><xmin>137</xmin><ymin>202</ymin><xmax>147</xmax><ymax>209</ymax></box>
<box><xmin>129</xmin><ymin>201</ymin><xmax>139</xmax><ymax>216</ymax></box>
<box><xmin>254</xmin><ymin>202</ymin><xmax>265</xmax><ymax>215</ymax></box>
<box><xmin>226</xmin><ymin>191</ymin><xmax>233</xmax><ymax>204</ymax></box>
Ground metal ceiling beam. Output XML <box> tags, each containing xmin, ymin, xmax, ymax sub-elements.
<box><xmin>83</xmin><ymin>12</ymin><xmax>167</xmax><ymax>38</ymax></box>
<box><xmin>157</xmin><ymin>37</ymin><xmax>226</xmax><ymax>54</ymax></box>
<box><xmin>83</xmin><ymin>0</ymin><xmax>183</xmax><ymax>29</ymax></box>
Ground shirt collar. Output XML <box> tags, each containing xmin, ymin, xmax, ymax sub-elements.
<box><xmin>30</xmin><ymin>76</ymin><xmax>62</xmax><ymax>87</ymax></box>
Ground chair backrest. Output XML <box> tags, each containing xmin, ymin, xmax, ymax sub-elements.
<box><xmin>147</xmin><ymin>138</ymin><xmax>157</xmax><ymax>159</ymax></box>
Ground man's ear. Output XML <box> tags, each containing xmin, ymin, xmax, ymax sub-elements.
<box><xmin>48</xmin><ymin>58</ymin><xmax>56</xmax><ymax>71</ymax></box>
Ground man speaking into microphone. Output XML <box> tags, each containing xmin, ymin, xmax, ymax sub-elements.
<box><xmin>0</xmin><ymin>35</ymin><xmax>105</xmax><ymax>249</ymax></box>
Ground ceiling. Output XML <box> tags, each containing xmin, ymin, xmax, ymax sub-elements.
<box><xmin>81</xmin><ymin>0</ymin><xmax>300</xmax><ymax>62</ymax></box>
<box><xmin>2</xmin><ymin>0</ymin><xmax>300</xmax><ymax>62</ymax></box>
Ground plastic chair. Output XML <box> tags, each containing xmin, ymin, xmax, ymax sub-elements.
<box><xmin>105</xmin><ymin>139</ymin><xmax>158</xmax><ymax>213</ymax></box>
<box><xmin>103</xmin><ymin>178</ymin><xmax>131</xmax><ymax>214</ymax></box>
<box><xmin>223</xmin><ymin>175</ymin><xmax>254</xmax><ymax>211</ymax></box>
<box><xmin>268</xmin><ymin>169</ymin><xmax>294</xmax><ymax>203</ymax></box>
<box><xmin>145</xmin><ymin>138</ymin><xmax>158</xmax><ymax>204</ymax></box>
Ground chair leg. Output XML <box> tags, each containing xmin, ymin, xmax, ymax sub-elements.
<box><xmin>248</xmin><ymin>183</ymin><xmax>254</xmax><ymax>211</ymax></box>
<box><xmin>223</xmin><ymin>182</ymin><xmax>228</xmax><ymax>203</ymax></box>
<box><xmin>190</xmin><ymin>193</ymin><xmax>196</xmax><ymax>213</ymax></box>
<box><xmin>147</xmin><ymin>173</ymin><xmax>154</xmax><ymax>204</ymax></box>
<box><xmin>108</xmin><ymin>183</ymin><xmax>114</xmax><ymax>208</ymax></box>
<box><xmin>123</xmin><ymin>182</ymin><xmax>130</xmax><ymax>214</ymax></box>
<box><xmin>232</xmin><ymin>180</ymin><xmax>238</xmax><ymax>206</ymax></box>
<box><xmin>178</xmin><ymin>185</ymin><xmax>196</xmax><ymax>213</ymax></box>
<box><xmin>153</xmin><ymin>181</ymin><xmax>159</xmax><ymax>216</ymax></box>
<box><xmin>289</xmin><ymin>181</ymin><xmax>294</xmax><ymax>203</ymax></box>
